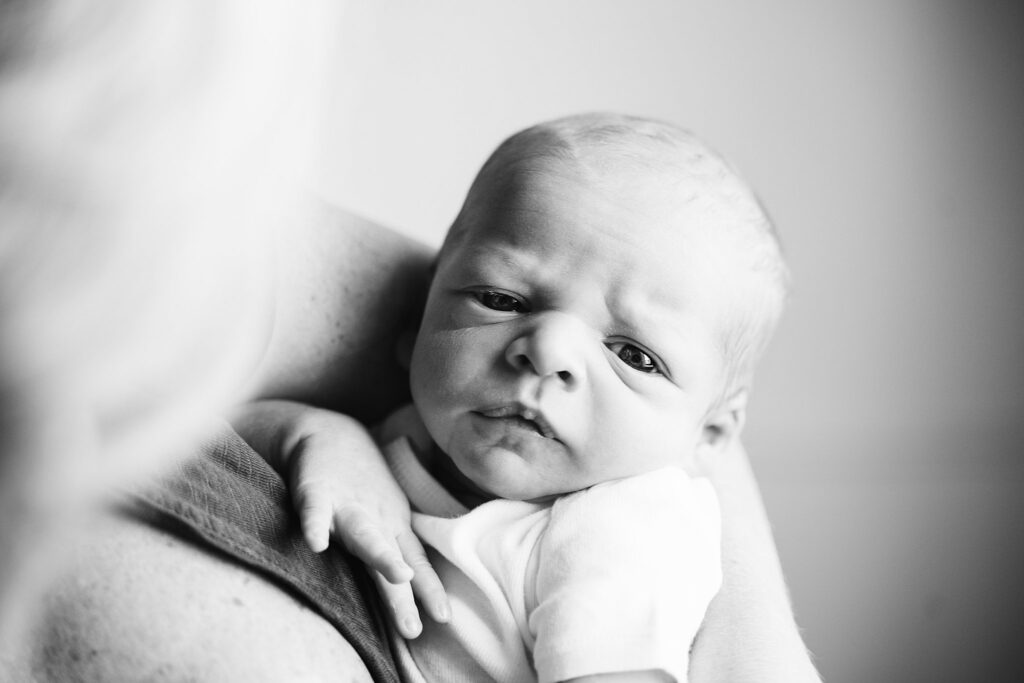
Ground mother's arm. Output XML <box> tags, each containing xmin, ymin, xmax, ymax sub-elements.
<box><xmin>691</xmin><ymin>437</ymin><xmax>821</xmax><ymax>682</ymax></box>
<box><xmin>14</xmin><ymin>205</ymin><xmax>432</xmax><ymax>682</ymax></box>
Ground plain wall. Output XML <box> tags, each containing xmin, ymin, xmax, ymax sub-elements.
<box><xmin>321</xmin><ymin>3</ymin><xmax>1024</xmax><ymax>681</ymax></box>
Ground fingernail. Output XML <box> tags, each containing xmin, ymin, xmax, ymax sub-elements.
<box><xmin>403</xmin><ymin>616</ymin><xmax>421</xmax><ymax>636</ymax></box>
<box><xmin>435</xmin><ymin>601</ymin><xmax>451</xmax><ymax>622</ymax></box>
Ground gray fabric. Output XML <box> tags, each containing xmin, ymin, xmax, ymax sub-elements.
<box><xmin>126</xmin><ymin>423</ymin><xmax>399</xmax><ymax>683</ymax></box>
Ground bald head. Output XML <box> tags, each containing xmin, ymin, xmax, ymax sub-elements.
<box><xmin>442</xmin><ymin>113</ymin><xmax>789</xmax><ymax>397</ymax></box>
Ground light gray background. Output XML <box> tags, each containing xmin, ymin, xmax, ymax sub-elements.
<box><xmin>321</xmin><ymin>3</ymin><xmax>1024</xmax><ymax>681</ymax></box>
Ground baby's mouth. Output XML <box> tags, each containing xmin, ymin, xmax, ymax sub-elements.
<box><xmin>477</xmin><ymin>404</ymin><xmax>557</xmax><ymax>439</ymax></box>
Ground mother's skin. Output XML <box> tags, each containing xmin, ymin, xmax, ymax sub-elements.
<box><xmin>19</xmin><ymin>205</ymin><xmax>819</xmax><ymax>682</ymax></box>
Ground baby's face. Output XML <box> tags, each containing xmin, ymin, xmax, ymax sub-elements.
<box><xmin>410</xmin><ymin>159</ymin><xmax>751</xmax><ymax>502</ymax></box>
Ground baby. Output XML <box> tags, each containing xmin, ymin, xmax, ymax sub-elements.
<box><xmin>239</xmin><ymin>113</ymin><xmax>788</xmax><ymax>682</ymax></box>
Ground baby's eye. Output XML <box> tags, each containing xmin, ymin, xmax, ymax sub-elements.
<box><xmin>476</xmin><ymin>290</ymin><xmax>526</xmax><ymax>313</ymax></box>
<box><xmin>609</xmin><ymin>342</ymin><xmax>661</xmax><ymax>374</ymax></box>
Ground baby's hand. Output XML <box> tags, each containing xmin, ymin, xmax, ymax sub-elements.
<box><xmin>234</xmin><ymin>400</ymin><xmax>450</xmax><ymax>638</ymax></box>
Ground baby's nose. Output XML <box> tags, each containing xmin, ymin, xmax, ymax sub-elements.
<box><xmin>504</xmin><ymin>314</ymin><xmax>588</xmax><ymax>390</ymax></box>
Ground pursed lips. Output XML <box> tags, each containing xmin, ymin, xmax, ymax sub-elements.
<box><xmin>475</xmin><ymin>402</ymin><xmax>558</xmax><ymax>440</ymax></box>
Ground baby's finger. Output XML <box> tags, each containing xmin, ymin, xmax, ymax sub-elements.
<box><xmin>397</xmin><ymin>529</ymin><xmax>450</xmax><ymax>624</ymax></box>
<box><xmin>334</xmin><ymin>506</ymin><xmax>414</xmax><ymax>584</ymax></box>
<box><xmin>372</xmin><ymin>571</ymin><xmax>422</xmax><ymax>639</ymax></box>
<box><xmin>292</xmin><ymin>481</ymin><xmax>332</xmax><ymax>552</ymax></box>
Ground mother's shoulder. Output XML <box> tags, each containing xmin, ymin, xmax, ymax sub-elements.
<box><xmin>15</xmin><ymin>510</ymin><xmax>373</xmax><ymax>682</ymax></box>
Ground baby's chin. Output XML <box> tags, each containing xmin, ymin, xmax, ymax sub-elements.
<box><xmin>446</xmin><ymin>447</ymin><xmax>567</xmax><ymax>504</ymax></box>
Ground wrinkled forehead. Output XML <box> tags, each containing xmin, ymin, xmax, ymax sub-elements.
<box><xmin>447</xmin><ymin>155</ymin><xmax>763</xmax><ymax>316</ymax></box>
<box><xmin>461</xmin><ymin>151</ymin><xmax>773</xmax><ymax>342</ymax></box>
<box><xmin>450</xmin><ymin>149</ymin><xmax>756</xmax><ymax>257</ymax></box>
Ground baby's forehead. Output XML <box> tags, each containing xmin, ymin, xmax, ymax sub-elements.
<box><xmin>445</xmin><ymin>117</ymin><xmax>777</xmax><ymax>292</ymax></box>
<box><xmin>481</xmin><ymin>136</ymin><xmax>753</xmax><ymax>220</ymax></box>
<box><xmin>465</xmin><ymin>157</ymin><xmax>756</xmax><ymax>254</ymax></box>
<box><xmin>452</xmin><ymin>170</ymin><xmax>760</xmax><ymax>308</ymax></box>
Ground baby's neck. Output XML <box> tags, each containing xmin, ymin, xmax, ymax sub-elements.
<box><xmin>418</xmin><ymin>443</ymin><xmax>497</xmax><ymax>509</ymax></box>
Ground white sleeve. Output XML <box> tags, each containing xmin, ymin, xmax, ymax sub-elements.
<box><xmin>529</xmin><ymin>469</ymin><xmax>721</xmax><ymax>683</ymax></box>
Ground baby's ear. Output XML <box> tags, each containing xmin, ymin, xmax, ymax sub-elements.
<box><xmin>698</xmin><ymin>388</ymin><xmax>748</xmax><ymax>455</ymax></box>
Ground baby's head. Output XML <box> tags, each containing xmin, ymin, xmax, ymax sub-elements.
<box><xmin>410</xmin><ymin>113</ymin><xmax>788</xmax><ymax>503</ymax></box>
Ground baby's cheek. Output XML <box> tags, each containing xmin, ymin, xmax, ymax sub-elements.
<box><xmin>590</xmin><ymin>399</ymin><xmax>687</xmax><ymax>473</ymax></box>
<box><xmin>412</xmin><ymin>332</ymin><xmax>468</xmax><ymax>404</ymax></box>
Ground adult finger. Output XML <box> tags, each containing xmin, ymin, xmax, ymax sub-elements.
<box><xmin>397</xmin><ymin>529</ymin><xmax>450</xmax><ymax>624</ymax></box>
<box><xmin>333</xmin><ymin>505</ymin><xmax>413</xmax><ymax>584</ymax></box>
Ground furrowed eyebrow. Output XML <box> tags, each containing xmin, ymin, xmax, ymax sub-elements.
<box><xmin>456</xmin><ymin>244</ymin><xmax>542</xmax><ymax>284</ymax></box>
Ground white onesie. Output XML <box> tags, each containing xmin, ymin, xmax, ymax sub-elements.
<box><xmin>378</xmin><ymin>405</ymin><xmax>721</xmax><ymax>683</ymax></box>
